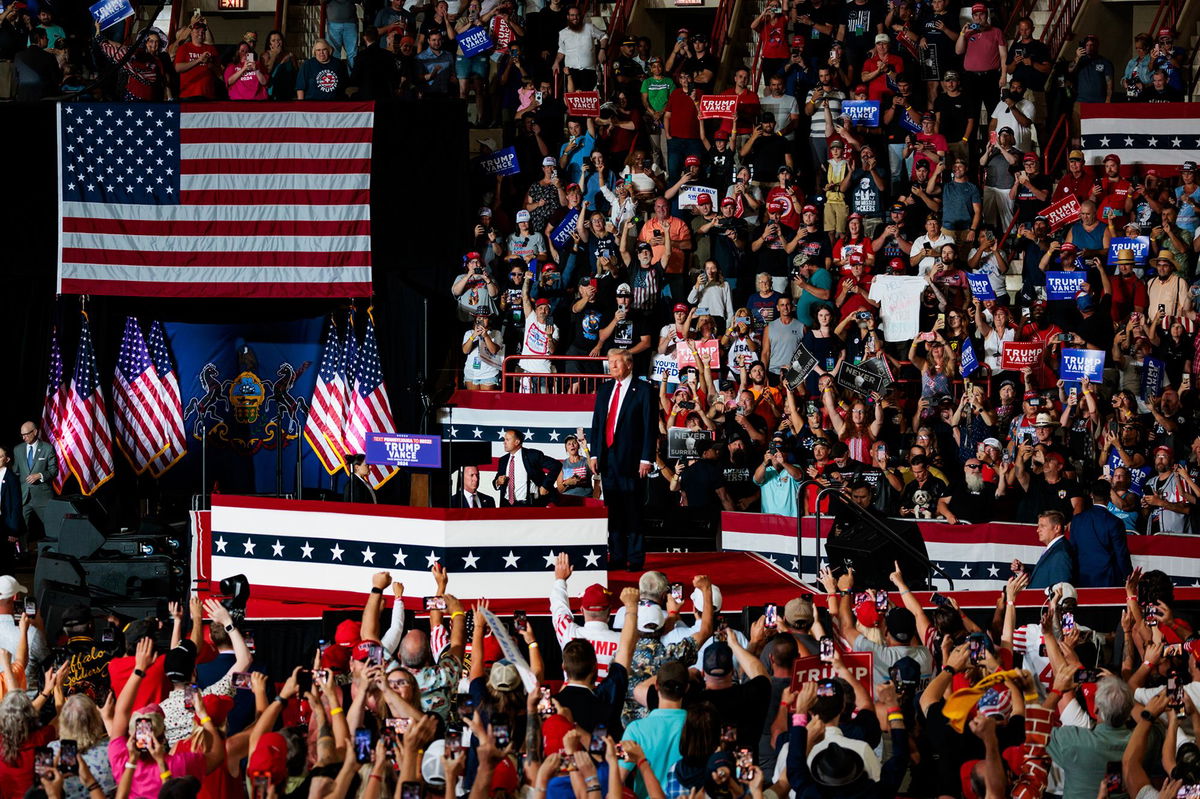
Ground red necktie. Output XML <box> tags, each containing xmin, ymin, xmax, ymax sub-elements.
<box><xmin>506</xmin><ymin>454</ymin><xmax>516</xmax><ymax>504</ymax></box>
<box><xmin>606</xmin><ymin>381</ymin><xmax>621</xmax><ymax>448</ymax></box>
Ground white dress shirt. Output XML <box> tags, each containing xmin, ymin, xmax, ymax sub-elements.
<box><xmin>507</xmin><ymin>448</ymin><xmax>531</xmax><ymax>503</ymax></box>
<box><xmin>461</xmin><ymin>490</ymin><xmax>482</xmax><ymax>508</ymax></box>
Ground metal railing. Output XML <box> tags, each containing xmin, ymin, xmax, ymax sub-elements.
<box><xmin>500</xmin><ymin>355</ymin><xmax>612</xmax><ymax>393</ymax></box>
<box><xmin>710</xmin><ymin>0</ymin><xmax>739</xmax><ymax>71</ymax></box>
<box><xmin>1042</xmin><ymin>114</ymin><xmax>1071</xmax><ymax>181</ymax></box>
<box><xmin>1043</xmin><ymin>0</ymin><xmax>1085</xmax><ymax>61</ymax></box>
<box><xmin>1149</xmin><ymin>0</ymin><xmax>1183</xmax><ymax>47</ymax></box>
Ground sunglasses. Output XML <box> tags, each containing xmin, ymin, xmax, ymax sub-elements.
<box><xmin>965</xmin><ymin>463</ymin><xmax>982</xmax><ymax>469</ymax></box>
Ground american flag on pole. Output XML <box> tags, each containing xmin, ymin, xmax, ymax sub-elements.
<box><xmin>1080</xmin><ymin>102</ymin><xmax>1200</xmax><ymax>172</ymax></box>
<box><xmin>147</xmin><ymin>320</ymin><xmax>186</xmax><ymax>476</ymax></box>
<box><xmin>64</xmin><ymin>313</ymin><xmax>115</xmax><ymax>496</ymax></box>
<box><xmin>304</xmin><ymin>315</ymin><xmax>351</xmax><ymax>475</ymax></box>
<box><xmin>113</xmin><ymin>317</ymin><xmax>169</xmax><ymax>474</ymax></box>
<box><xmin>345</xmin><ymin>310</ymin><xmax>398</xmax><ymax>488</ymax></box>
<box><xmin>57</xmin><ymin>102</ymin><xmax>374</xmax><ymax>298</ymax></box>
<box><xmin>40</xmin><ymin>328</ymin><xmax>68</xmax><ymax>495</ymax></box>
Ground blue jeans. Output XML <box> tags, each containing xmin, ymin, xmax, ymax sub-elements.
<box><xmin>666</xmin><ymin>137</ymin><xmax>704</xmax><ymax>185</ymax></box>
<box><xmin>326</xmin><ymin>21</ymin><xmax>358</xmax><ymax>69</ymax></box>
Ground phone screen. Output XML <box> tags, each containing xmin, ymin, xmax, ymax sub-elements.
<box><xmin>590</xmin><ymin>725</ymin><xmax>607</xmax><ymax>753</ymax></box>
<box><xmin>355</xmin><ymin>728</ymin><xmax>373</xmax><ymax>763</ymax></box>
<box><xmin>424</xmin><ymin>596</ymin><xmax>447</xmax><ymax>611</ymax></box>
<box><xmin>735</xmin><ymin>748</ymin><xmax>753</xmax><ymax>781</ymax></box>
<box><xmin>493</xmin><ymin>723</ymin><xmax>510</xmax><ymax>748</ymax></box>
<box><xmin>763</xmin><ymin>603</ymin><xmax>777</xmax><ymax>627</ymax></box>
<box><xmin>135</xmin><ymin>718</ymin><xmax>153</xmax><ymax>750</ymax></box>
<box><xmin>34</xmin><ymin>747</ymin><xmax>53</xmax><ymax>778</ymax></box>
<box><xmin>537</xmin><ymin>686</ymin><xmax>555</xmax><ymax>719</ymax></box>
<box><xmin>58</xmin><ymin>740</ymin><xmax>78</xmax><ymax>774</ymax></box>
<box><xmin>513</xmin><ymin>610</ymin><xmax>528</xmax><ymax>632</ymax></box>
<box><xmin>402</xmin><ymin>782</ymin><xmax>422</xmax><ymax>799</ymax></box>
<box><xmin>819</xmin><ymin>636</ymin><xmax>834</xmax><ymax>662</ymax></box>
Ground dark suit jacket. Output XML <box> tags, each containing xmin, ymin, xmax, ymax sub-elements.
<box><xmin>450</xmin><ymin>490</ymin><xmax>496</xmax><ymax>508</ymax></box>
<box><xmin>0</xmin><ymin>469</ymin><xmax>20</xmax><ymax>536</ymax></box>
<box><xmin>1028</xmin><ymin>536</ymin><xmax>1077</xmax><ymax>589</ymax></box>
<box><xmin>344</xmin><ymin>475</ymin><xmax>377</xmax><ymax>504</ymax></box>
<box><xmin>1070</xmin><ymin>504</ymin><xmax>1133</xmax><ymax>587</ymax></box>
<box><xmin>493</xmin><ymin>447</ymin><xmax>562</xmax><ymax>505</ymax></box>
<box><xmin>13</xmin><ymin>440</ymin><xmax>56</xmax><ymax>507</ymax></box>
<box><xmin>590</xmin><ymin>378</ymin><xmax>656</xmax><ymax>491</ymax></box>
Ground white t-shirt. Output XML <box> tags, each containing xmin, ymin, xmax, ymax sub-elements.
<box><xmin>911</xmin><ymin>234</ymin><xmax>955</xmax><ymax>274</ymax></box>
<box><xmin>760</xmin><ymin>92</ymin><xmax>800</xmax><ymax>140</ymax></box>
<box><xmin>462</xmin><ymin>329</ymin><xmax>505</xmax><ymax>384</ymax></box>
<box><xmin>520</xmin><ymin>319</ymin><xmax>559</xmax><ymax>374</ymax></box>
<box><xmin>967</xmin><ymin>249</ymin><xmax>1006</xmax><ymax>293</ymax></box>
<box><xmin>868</xmin><ymin>275</ymin><xmax>927</xmax><ymax>342</ymax></box>
<box><xmin>557</xmin><ymin>24</ymin><xmax>603</xmax><ymax>70</ymax></box>
<box><xmin>989</xmin><ymin>97</ymin><xmax>1036</xmax><ymax>153</ymax></box>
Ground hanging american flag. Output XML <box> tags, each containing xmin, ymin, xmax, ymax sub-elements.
<box><xmin>113</xmin><ymin>317</ymin><xmax>169</xmax><ymax>474</ymax></box>
<box><xmin>57</xmin><ymin>102</ymin><xmax>374</xmax><ymax>298</ymax></box>
<box><xmin>304</xmin><ymin>315</ymin><xmax>350</xmax><ymax>475</ymax></box>
<box><xmin>346</xmin><ymin>309</ymin><xmax>398</xmax><ymax>488</ymax></box>
<box><xmin>40</xmin><ymin>328</ymin><xmax>68</xmax><ymax>495</ymax></box>
<box><xmin>64</xmin><ymin>312</ymin><xmax>115</xmax><ymax>496</ymax></box>
<box><xmin>147</xmin><ymin>320</ymin><xmax>186</xmax><ymax>476</ymax></box>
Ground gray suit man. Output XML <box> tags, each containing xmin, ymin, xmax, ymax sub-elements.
<box><xmin>14</xmin><ymin>421</ymin><xmax>57</xmax><ymax>530</ymax></box>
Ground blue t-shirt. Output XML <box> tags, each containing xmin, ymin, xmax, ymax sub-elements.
<box><xmin>942</xmin><ymin>180</ymin><xmax>981</xmax><ymax>229</ymax></box>
<box><xmin>418</xmin><ymin>48</ymin><xmax>455</xmax><ymax>93</ymax></box>
<box><xmin>558</xmin><ymin>132</ymin><xmax>596</xmax><ymax>185</ymax></box>
<box><xmin>296</xmin><ymin>57</ymin><xmax>348</xmax><ymax>99</ymax></box>
<box><xmin>619</xmin><ymin>708</ymin><xmax>687</xmax><ymax>797</ymax></box>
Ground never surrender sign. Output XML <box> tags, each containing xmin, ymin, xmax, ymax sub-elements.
<box><xmin>1039</xmin><ymin>194</ymin><xmax>1081</xmax><ymax>231</ymax></box>
<box><xmin>1001</xmin><ymin>341</ymin><xmax>1044</xmax><ymax>370</ymax></box>
<box><xmin>564</xmin><ymin>92</ymin><xmax>601</xmax><ymax>117</ymax></box>
<box><xmin>699</xmin><ymin>96</ymin><xmax>738</xmax><ymax>119</ymax></box>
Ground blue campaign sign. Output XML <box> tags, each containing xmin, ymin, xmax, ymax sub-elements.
<box><xmin>1141</xmin><ymin>355</ymin><xmax>1166</xmax><ymax>400</ymax></box>
<box><xmin>550</xmin><ymin>209</ymin><xmax>579</xmax><ymax>249</ymax></box>
<box><xmin>960</xmin><ymin>338</ymin><xmax>979</xmax><ymax>377</ymax></box>
<box><xmin>1044</xmin><ymin>271</ymin><xmax>1086</xmax><ymax>300</ymax></box>
<box><xmin>966</xmin><ymin>272</ymin><xmax>995</xmax><ymax>300</ymax></box>
<box><xmin>1059</xmin><ymin>348</ymin><xmax>1105</xmax><ymax>382</ymax></box>
<box><xmin>841</xmin><ymin>100</ymin><xmax>880</xmax><ymax>127</ymax></box>
<box><xmin>458</xmin><ymin>25</ymin><xmax>493</xmax><ymax>58</ymax></box>
<box><xmin>365</xmin><ymin>433</ymin><xmax>443</xmax><ymax>468</ymax></box>
<box><xmin>90</xmin><ymin>0</ymin><xmax>134</xmax><ymax>28</ymax></box>
<box><xmin>478</xmin><ymin>147</ymin><xmax>521</xmax><ymax>177</ymax></box>
<box><xmin>1107</xmin><ymin>236</ymin><xmax>1151</xmax><ymax>265</ymax></box>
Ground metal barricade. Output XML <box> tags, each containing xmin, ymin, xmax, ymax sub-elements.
<box><xmin>500</xmin><ymin>355</ymin><xmax>612</xmax><ymax>394</ymax></box>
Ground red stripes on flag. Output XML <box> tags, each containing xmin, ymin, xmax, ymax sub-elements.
<box><xmin>40</xmin><ymin>328</ymin><xmax>68</xmax><ymax>496</ymax></box>
<box><xmin>304</xmin><ymin>315</ymin><xmax>352</xmax><ymax>475</ymax></box>
<box><xmin>113</xmin><ymin>317</ymin><xmax>170</xmax><ymax>474</ymax></box>
<box><xmin>345</xmin><ymin>310</ymin><xmax>399</xmax><ymax>489</ymax></box>
<box><xmin>63</xmin><ymin>313</ymin><xmax>115</xmax><ymax>496</ymax></box>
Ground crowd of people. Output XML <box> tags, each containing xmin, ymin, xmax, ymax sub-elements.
<box><xmin>445</xmin><ymin>2</ymin><xmax>1200</xmax><ymax>540</ymax></box>
<box><xmin>3</xmin><ymin>559</ymin><xmax>1199</xmax><ymax>799</ymax></box>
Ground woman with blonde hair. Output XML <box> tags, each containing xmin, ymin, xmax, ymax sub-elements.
<box><xmin>51</xmin><ymin>694</ymin><xmax>116</xmax><ymax>798</ymax></box>
<box><xmin>687</xmin><ymin>260</ymin><xmax>733</xmax><ymax>332</ymax></box>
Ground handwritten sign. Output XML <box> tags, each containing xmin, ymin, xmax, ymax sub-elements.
<box><xmin>90</xmin><ymin>0</ymin><xmax>134</xmax><ymax>28</ymax></box>
<box><xmin>841</xmin><ymin>100</ymin><xmax>881</xmax><ymax>127</ymax></box>
<box><xmin>1001</xmin><ymin>341</ymin><xmax>1044</xmax><ymax>370</ymax></box>
<box><xmin>457</xmin><ymin>25</ymin><xmax>493</xmax><ymax>57</ymax></box>
<box><xmin>564</xmin><ymin>91</ymin><xmax>601</xmax><ymax>117</ymax></box>
<box><xmin>966</xmin><ymin>272</ymin><xmax>995</xmax><ymax>301</ymax></box>
<box><xmin>1039</xmin><ymin>194</ymin><xmax>1081</xmax><ymax>231</ymax></box>
<box><xmin>365</xmin><ymin>433</ymin><xmax>442</xmax><ymax>468</ymax></box>
<box><xmin>790</xmin><ymin>652</ymin><xmax>875</xmax><ymax>697</ymax></box>
<box><xmin>478</xmin><ymin>146</ymin><xmax>521</xmax><ymax>177</ymax></box>
<box><xmin>1059</xmin><ymin>348</ymin><xmax>1105</xmax><ymax>382</ymax></box>
<box><xmin>1108</xmin><ymin>236</ymin><xmax>1151</xmax><ymax>266</ymax></box>
<box><xmin>676</xmin><ymin>339</ymin><xmax>721</xmax><ymax>370</ymax></box>
<box><xmin>680</xmin><ymin>185</ymin><xmax>719</xmax><ymax>209</ymax></box>
<box><xmin>960</xmin><ymin>338</ymin><xmax>979</xmax><ymax>377</ymax></box>
<box><xmin>550</xmin><ymin>209</ymin><xmax>580</xmax><ymax>249</ymax></box>
<box><xmin>698</xmin><ymin>95</ymin><xmax>737</xmax><ymax>119</ymax></box>
<box><xmin>1044</xmin><ymin>271</ymin><xmax>1086</xmax><ymax>300</ymax></box>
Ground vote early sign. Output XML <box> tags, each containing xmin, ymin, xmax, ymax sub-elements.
<box><xmin>790</xmin><ymin>652</ymin><xmax>875</xmax><ymax>698</ymax></box>
<box><xmin>365</xmin><ymin>433</ymin><xmax>443</xmax><ymax>468</ymax></box>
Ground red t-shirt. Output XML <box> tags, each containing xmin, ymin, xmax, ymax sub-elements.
<box><xmin>962</xmin><ymin>26</ymin><xmax>1004</xmax><ymax>71</ymax></box>
<box><xmin>109</xmin><ymin>654</ymin><xmax>172</xmax><ymax>708</ymax></box>
<box><xmin>1111</xmin><ymin>273</ymin><xmax>1149</xmax><ymax>321</ymax></box>
<box><xmin>664</xmin><ymin>89</ymin><xmax>701</xmax><ymax>139</ymax></box>
<box><xmin>175</xmin><ymin>42</ymin><xmax>220</xmax><ymax>99</ymax></box>
<box><xmin>765</xmin><ymin>185</ymin><xmax>803</xmax><ymax>229</ymax></box>
<box><xmin>759</xmin><ymin>13</ymin><xmax>789</xmax><ymax>59</ymax></box>
<box><xmin>1054</xmin><ymin>171</ymin><xmax>1094</xmax><ymax>204</ymax></box>
<box><xmin>0</xmin><ymin>725</ymin><xmax>56</xmax><ymax>799</ymax></box>
<box><xmin>862</xmin><ymin>54</ymin><xmax>904</xmax><ymax>101</ymax></box>
<box><xmin>834</xmin><ymin>237</ymin><xmax>874</xmax><ymax>272</ymax></box>
<box><xmin>1098</xmin><ymin>177</ymin><xmax>1131</xmax><ymax>224</ymax></box>
<box><xmin>718</xmin><ymin>88</ymin><xmax>761</xmax><ymax>136</ymax></box>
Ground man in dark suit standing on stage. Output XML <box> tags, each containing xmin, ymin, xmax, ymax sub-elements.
<box><xmin>451</xmin><ymin>465</ymin><xmax>497</xmax><ymax>508</ymax></box>
<box><xmin>0</xmin><ymin>447</ymin><xmax>22</xmax><ymax>572</ymax></box>
<box><xmin>494</xmin><ymin>430</ymin><xmax>562</xmax><ymax>506</ymax></box>
<box><xmin>590</xmin><ymin>348</ymin><xmax>656</xmax><ymax>571</ymax></box>
<box><xmin>14</xmin><ymin>421</ymin><xmax>56</xmax><ymax>536</ymax></box>
<box><xmin>1069</xmin><ymin>480</ymin><xmax>1132</xmax><ymax>587</ymax></box>
<box><xmin>344</xmin><ymin>454</ymin><xmax>378</xmax><ymax>504</ymax></box>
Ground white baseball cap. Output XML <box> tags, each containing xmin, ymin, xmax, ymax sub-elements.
<box><xmin>0</xmin><ymin>576</ymin><xmax>29</xmax><ymax>601</ymax></box>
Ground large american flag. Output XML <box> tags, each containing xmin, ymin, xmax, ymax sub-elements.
<box><xmin>63</xmin><ymin>313</ymin><xmax>114</xmax><ymax>496</ymax></box>
<box><xmin>40</xmin><ymin>328</ymin><xmax>68</xmax><ymax>495</ymax></box>
<box><xmin>1080</xmin><ymin>102</ymin><xmax>1200</xmax><ymax>172</ymax></box>
<box><xmin>147</xmin><ymin>320</ymin><xmax>186</xmax><ymax>476</ymax></box>
<box><xmin>57</xmin><ymin>102</ymin><xmax>374</xmax><ymax>298</ymax></box>
<box><xmin>346</xmin><ymin>310</ymin><xmax>398</xmax><ymax>488</ymax></box>
<box><xmin>304</xmin><ymin>315</ymin><xmax>351</xmax><ymax>475</ymax></box>
<box><xmin>113</xmin><ymin>316</ymin><xmax>169</xmax><ymax>474</ymax></box>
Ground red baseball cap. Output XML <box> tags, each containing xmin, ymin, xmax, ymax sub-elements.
<box><xmin>971</xmin><ymin>2</ymin><xmax>986</xmax><ymax>11</ymax></box>
<box><xmin>580</xmin><ymin>584</ymin><xmax>612</xmax><ymax>612</ymax></box>
<box><xmin>721</xmin><ymin>197</ymin><xmax>736</xmax><ymax>207</ymax></box>
<box><xmin>1158</xmin><ymin>27</ymin><xmax>1173</xmax><ymax>38</ymax></box>
<box><xmin>1103</xmin><ymin>153</ymin><xmax>1121</xmax><ymax>164</ymax></box>
<box><xmin>802</xmin><ymin>204</ymin><xmax>818</xmax><ymax>213</ymax></box>
<box><xmin>888</xmin><ymin>257</ymin><xmax>906</xmax><ymax>272</ymax></box>
<box><xmin>673</xmin><ymin>303</ymin><xmax>690</xmax><ymax>313</ymax></box>
<box><xmin>853</xmin><ymin>83</ymin><xmax>868</xmax><ymax>94</ymax></box>
<box><xmin>696</xmin><ymin>194</ymin><xmax>713</xmax><ymax>206</ymax></box>
<box><xmin>854</xmin><ymin>597</ymin><xmax>881</xmax><ymax>627</ymax></box>
<box><xmin>248</xmin><ymin>732</ymin><xmax>288</xmax><ymax>786</ymax></box>
<box><xmin>1155</xmin><ymin>444</ymin><xmax>1175</xmax><ymax>457</ymax></box>
<box><xmin>334</xmin><ymin>619</ymin><xmax>361</xmax><ymax>647</ymax></box>
<box><xmin>767</xmin><ymin>200</ymin><xmax>785</xmax><ymax>214</ymax></box>
<box><xmin>1023</xmin><ymin>390</ymin><xmax>1039</xmax><ymax>401</ymax></box>
<box><xmin>848</xmin><ymin>250</ymin><xmax>865</xmax><ymax>264</ymax></box>
<box><xmin>1059</xmin><ymin>241</ymin><xmax>1078</xmax><ymax>252</ymax></box>
<box><xmin>542</xmin><ymin>262</ymin><xmax>558</xmax><ymax>272</ymax></box>
<box><xmin>465</xmin><ymin>251</ymin><xmax>482</xmax><ymax>262</ymax></box>
<box><xmin>535</xmin><ymin>297</ymin><xmax>551</xmax><ymax>307</ymax></box>
<box><xmin>684</xmin><ymin>155</ymin><xmax>701</xmax><ymax>167</ymax></box>
<box><xmin>198</xmin><ymin>694</ymin><xmax>235</xmax><ymax>727</ymax></box>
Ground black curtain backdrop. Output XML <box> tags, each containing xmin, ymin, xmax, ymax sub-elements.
<box><xmin>0</xmin><ymin>99</ymin><xmax>469</xmax><ymax>515</ymax></box>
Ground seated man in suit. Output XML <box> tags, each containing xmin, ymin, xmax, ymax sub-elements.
<box><xmin>494</xmin><ymin>429</ymin><xmax>562</xmax><ymax>506</ymax></box>
<box><xmin>1012</xmin><ymin>509</ymin><xmax>1077</xmax><ymax>589</ymax></box>
<box><xmin>450</xmin><ymin>465</ymin><xmax>496</xmax><ymax>508</ymax></box>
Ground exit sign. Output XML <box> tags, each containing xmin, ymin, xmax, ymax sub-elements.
<box><xmin>218</xmin><ymin>0</ymin><xmax>248</xmax><ymax>9</ymax></box>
